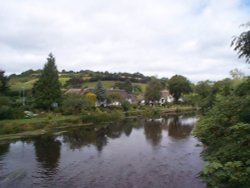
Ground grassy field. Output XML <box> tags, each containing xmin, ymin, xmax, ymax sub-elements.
<box><xmin>10</xmin><ymin>77</ymin><xmax>71</xmax><ymax>91</ymax></box>
<box><xmin>10</xmin><ymin>78</ymin><xmax>38</xmax><ymax>91</ymax></box>
<box><xmin>9</xmin><ymin>77</ymin><xmax>147</xmax><ymax>92</ymax></box>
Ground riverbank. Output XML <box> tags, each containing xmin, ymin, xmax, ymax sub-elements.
<box><xmin>0</xmin><ymin>106</ymin><xmax>197</xmax><ymax>141</ymax></box>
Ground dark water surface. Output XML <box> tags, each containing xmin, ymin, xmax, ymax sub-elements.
<box><xmin>0</xmin><ymin>114</ymin><xmax>204</xmax><ymax>188</ymax></box>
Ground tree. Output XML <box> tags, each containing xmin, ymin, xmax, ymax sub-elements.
<box><xmin>64</xmin><ymin>76</ymin><xmax>84</xmax><ymax>88</ymax></box>
<box><xmin>231</xmin><ymin>23</ymin><xmax>250</xmax><ymax>63</ymax></box>
<box><xmin>113</xmin><ymin>79</ymin><xmax>133</xmax><ymax>93</ymax></box>
<box><xmin>94</xmin><ymin>80</ymin><xmax>106</xmax><ymax>104</ymax></box>
<box><xmin>85</xmin><ymin>92</ymin><xmax>97</xmax><ymax>107</ymax></box>
<box><xmin>168</xmin><ymin>75</ymin><xmax>191</xmax><ymax>102</ymax></box>
<box><xmin>230</xmin><ymin>68</ymin><xmax>244</xmax><ymax>79</ymax></box>
<box><xmin>144</xmin><ymin>77</ymin><xmax>162</xmax><ymax>104</ymax></box>
<box><xmin>0</xmin><ymin>70</ymin><xmax>9</xmax><ymax>95</ymax></box>
<box><xmin>33</xmin><ymin>53</ymin><xmax>62</xmax><ymax>110</ymax></box>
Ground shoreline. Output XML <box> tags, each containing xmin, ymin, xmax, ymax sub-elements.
<box><xmin>0</xmin><ymin>106</ymin><xmax>197</xmax><ymax>141</ymax></box>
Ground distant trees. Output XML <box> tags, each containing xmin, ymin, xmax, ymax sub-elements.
<box><xmin>168</xmin><ymin>75</ymin><xmax>192</xmax><ymax>102</ymax></box>
<box><xmin>231</xmin><ymin>23</ymin><xmax>250</xmax><ymax>63</ymax></box>
<box><xmin>65</xmin><ymin>76</ymin><xmax>84</xmax><ymax>88</ymax></box>
<box><xmin>230</xmin><ymin>68</ymin><xmax>244</xmax><ymax>79</ymax></box>
<box><xmin>145</xmin><ymin>78</ymin><xmax>162</xmax><ymax>104</ymax></box>
<box><xmin>0</xmin><ymin>70</ymin><xmax>9</xmax><ymax>95</ymax></box>
<box><xmin>114</xmin><ymin>79</ymin><xmax>133</xmax><ymax>93</ymax></box>
<box><xmin>33</xmin><ymin>53</ymin><xmax>62</xmax><ymax>110</ymax></box>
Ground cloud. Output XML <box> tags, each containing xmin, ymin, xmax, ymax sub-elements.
<box><xmin>0</xmin><ymin>0</ymin><xmax>250</xmax><ymax>82</ymax></box>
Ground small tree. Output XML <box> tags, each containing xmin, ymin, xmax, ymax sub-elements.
<box><xmin>168</xmin><ymin>75</ymin><xmax>192</xmax><ymax>102</ymax></box>
<box><xmin>113</xmin><ymin>79</ymin><xmax>133</xmax><ymax>93</ymax></box>
<box><xmin>145</xmin><ymin>77</ymin><xmax>162</xmax><ymax>104</ymax></box>
<box><xmin>94</xmin><ymin>80</ymin><xmax>106</xmax><ymax>104</ymax></box>
<box><xmin>85</xmin><ymin>92</ymin><xmax>97</xmax><ymax>107</ymax></box>
<box><xmin>33</xmin><ymin>53</ymin><xmax>62</xmax><ymax>110</ymax></box>
<box><xmin>65</xmin><ymin>76</ymin><xmax>84</xmax><ymax>88</ymax></box>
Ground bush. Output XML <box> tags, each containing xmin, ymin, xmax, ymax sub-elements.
<box><xmin>0</xmin><ymin>96</ymin><xmax>25</xmax><ymax>120</ymax></box>
<box><xmin>82</xmin><ymin>110</ymin><xmax>124</xmax><ymax>123</ymax></box>
<box><xmin>121</xmin><ymin>101</ymin><xmax>130</xmax><ymax>111</ymax></box>
<box><xmin>194</xmin><ymin>94</ymin><xmax>250</xmax><ymax>187</ymax></box>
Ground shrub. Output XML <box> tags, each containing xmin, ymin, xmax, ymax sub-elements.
<box><xmin>121</xmin><ymin>101</ymin><xmax>130</xmax><ymax>111</ymax></box>
<box><xmin>82</xmin><ymin>110</ymin><xmax>124</xmax><ymax>123</ymax></box>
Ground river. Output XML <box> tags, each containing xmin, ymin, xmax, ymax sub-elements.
<box><xmin>0</xmin><ymin>114</ymin><xmax>204</xmax><ymax>188</ymax></box>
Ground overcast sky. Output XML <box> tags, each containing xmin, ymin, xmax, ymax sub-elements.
<box><xmin>0</xmin><ymin>0</ymin><xmax>250</xmax><ymax>82</ymax></box>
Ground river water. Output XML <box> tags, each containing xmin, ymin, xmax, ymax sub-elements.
<box><xmin>0</xmin><ymin>114</ymin><xmax>204</xmax><ymax>188</ymax></box>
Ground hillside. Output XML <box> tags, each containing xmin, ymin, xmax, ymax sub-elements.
<box><xmin>8</xmin><ymin>69</ymin><xmax>149</xmax><ymax>92</ymax></box>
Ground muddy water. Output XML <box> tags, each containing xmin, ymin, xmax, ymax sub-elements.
<box><xmin>0</xmin><ymin>114</ymin><xmax>204</xmax><ymax>188</ymax></box>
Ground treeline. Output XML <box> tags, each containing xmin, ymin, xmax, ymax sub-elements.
<box><xmin>10</xmin><ymin>68</ymin><xmax>151</xmax><ymax>83</ymax></box>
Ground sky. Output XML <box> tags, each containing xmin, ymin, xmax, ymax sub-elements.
<box><xmin>0</xmin><ymin>0</ymin><xmax>250</xmax><ymax>82</ymax></box>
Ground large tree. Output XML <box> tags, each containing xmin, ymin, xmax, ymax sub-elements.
<box><xmin>168</xmin><ymin>75</ymin><xmax>191</xmax><ymax>102</ymax></box>
<box><xmin>145</xmin><ymin>77</ymin><xmax>162</xmax><ymax>104</ymax></box>
<box><xmin>33</xmin><ymin>53</ymin><xmax>62</xmax><ymax>110</ymax></box>
<box><xmin>231</xmin><ymin>23</ymin><xmax>250</xmax><ymax>63</ymax></box>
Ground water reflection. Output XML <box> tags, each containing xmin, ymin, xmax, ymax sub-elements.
<box><xmin>63</xmin><ymin>127</ymin><xmax>108</xmax><ymax>152</ymax></box>
<box><xmin>144</xmin><ymin>121</ymin><xmax>162</xmax><ymax>146</ymax></box>
<box><xmin>34</xmin><ymin>135</ymin><xmax>61</xmax><ymax>174</ymax></box>
<box><xmin>167</xmin><ymin>116</ymin><xmax>195</xmax><ymax>139</ymax></box>
<box><xmin>0</xmin><ymin>143</ymin><xmax>9</xmax><ymax>158</ymax></box>
<box><xmin>0</xmin><ymin>114</ymin><xmax>204</xmax><ymax>188</ymax></box>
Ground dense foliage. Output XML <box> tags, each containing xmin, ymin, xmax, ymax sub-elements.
<box><xmin>194</xmin><ymin>78</ymin><xmax>250</xmax><ymax>188</ymax></box>
<box><xmin>113</xmin><ymin>79</ymin><xmax>133</xmax><ymax>93</ymax></box>
<box><xmin>144</xmin><ymin>77</ymin><xmax>162</xmax><ymax>104</ymax></box>
<box><xmin>168</xmin><ymin>75</ymin><xmax>192</xmax><ymax>102</ymax></box>
<box><xmin>64</xmin><ymin>76</ymin><xmax>84</xmax><ymax>88</ymax></box>
<box><xmin>33</xmin><ymin>54</ymin><xmax>62</xmax><ymax>110</ymax></box>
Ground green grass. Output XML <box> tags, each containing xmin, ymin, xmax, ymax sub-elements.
<box><xmin>9</xmin><ymin>77</ymin><xmax>71</xmax><ymax>91</ymax></box>
<box><xmin>9</xmin><ymin>76</ymin><xmax>147</xmax><ymax>93</ymax></box>
<box><xmin>82</xmin><ymin>81</ymin><xmax>146</xmax><ymax>92</ymax></box>
<box><xmin>132</xmin><ymin>83</ymin><xmax>146</xmax><ymax>92</ymax></box>
<box><xmin>0</xmin><ymin>115</ymin><xmax>82</xmax><ymax>135</ymax></box>
<box><xmin>59</xmin><ymin>77</ymin><xmax>71</xmax><ymax>86</ymax></box>
<box><xmin>82</xmin><ymin>81</ymin><xmax>116</xmax><ymax>89</ymax></box>
<box><xmin>10</xmin><ymin>79</ymin><xmax>38</xmax><ymax>91</ymax></box>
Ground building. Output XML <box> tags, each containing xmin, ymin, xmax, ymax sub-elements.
<box><xmin>159</xmin><ymin>89</ymin><xmax>174</xmax><ymax>105</ymax></box>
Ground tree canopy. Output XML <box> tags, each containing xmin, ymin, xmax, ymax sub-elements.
<box><xmin>33</xmin><ymin>53</ymin><xmax>62</xmax><ymax>110</ymax></box>
<box><xmin>114</xmin><ymin>79</ymin><xmax>133</xmax><ymax>93</ymax></box>
<box><xmin>145</xmin><ymin>77</ymin><xmax>162</xmax><ymax>103</ymax></box>
<box><xmin>168</xmin><ymin>75</ymin><xmax>191</xmax><ymax>102</ymax></box>
<box><xmin>231</xmin><ymin>23</ymin><xmax>250</xmax><ymax>63</ymax></box>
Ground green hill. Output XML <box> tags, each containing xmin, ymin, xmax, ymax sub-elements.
<box><xmin>9</xmin><ymin>70</ymin><xmax>148</xmax><ymax>93</ymax></box>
